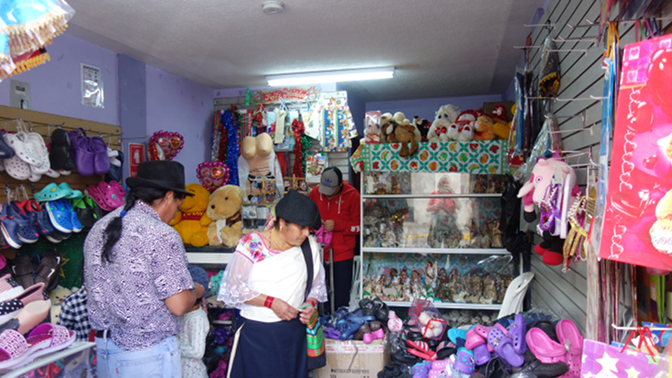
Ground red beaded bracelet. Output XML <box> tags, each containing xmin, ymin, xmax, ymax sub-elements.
<box><xmin>307</xmin><ymin>298</ymin><xmax>317</xmax><ymax>308</ymax></box>
<box><xmin>264</xmin><ymin>296</ymin><xmax>275</xmax><ymax>309</ymax></box>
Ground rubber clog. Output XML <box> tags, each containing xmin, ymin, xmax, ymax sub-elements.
<box><xmin>92</xmin><ymin>181</ymin><xmax>125</xmax><ymax>211</ymax></box>
<box><xmin>509</xmin><ymin>359</ymin><xmax>570</xmax><ymax>378</ymax></box>
<box><xmin>483</xmin><ymin>357</ymin><xmax>509</xmax><ymax>378</ymax></box>
<box><xmin>90</xmin><ymin>136</ymin><xmax>110</xmax><ymax>175</ymax></box>
<box><xmin>555</xmin><ymin>319</ymin><xmax>583</xmax><ymax>378</ymax></box>
<box><xmin>472</xmin><ymin>343</ymin><xmax>492</xmax><ymax>366</ymax></box>
<box><xmin>354</xmin><ymin>323</ymin><xmax>371</xmax><ymax>342</ymax></box>
<box><xmin>55</xmin><ymin>199</ymin><xmax>82</xmax><ymax>233</ymax></box>
<box><xmin>465</xmin><ymin>328</ymin><xmax>486</xmax><ymax>350</ymax></box>
<box><xmin>322</xmin><ymin>327</ymin><xmax>341</xmax><ymax>340</ymax></box>
<box><xmin>488</xmin><ymin>326</ymin><xmax>524</xmax><ymax>367</ymax></box>
<box><xmin>45</xmin><ymin>200</ymin><xmax>73</xmax><ymax>233</ymax></box>
<box><xmin>453</xmin><ymin>347</ymin><xmax>475</xmax><ymax>374</ymax></box>
<box><xmin>0</xmin><ymin>132</ymin><xmax>15</xmax><ymax>159</ymax></box>
<box><xmin>45</xmin><ymin>230</ymin><xmax>70</xmax><ymax>244</ymax></box>
<box><xmin>6</xmin><ymin>132</ymin><xmax>41</xmax><ymax>167</ymax></box>
<box><xmin>448</xmin><ymin>328</ymin><xmax>468</xmax><ymax>345</ymax></box>
<box><xmin>525</xmin><ymin>328</ymin><xmax>569</xmax><ymax>365</ymax></box>
<box><xmin>34</xmin><ymin>183</ymin><xmax>69</xmax><ymax>202</ymax></box>
<box><xmin>25</xmin><ymin>132</ymin><xmax>49</xmax><ymax>174</ymax></box>
<box><xmin>74</xmin><ymin>138</ymin><xmax>95</xmax><ymax>176</ymax></box>
<box><xmin>509</xmin><ymin>313</ymin><xmax>527</xmax><ymax>355</ymax></box>
<box><xmin>57</xmin><ymin>183</ymin><xmax>82</xmax><ymax>200</ymax></box>
<box><xmin>48</xmin><ymin>128</ymin><xmax>73</xmax><ymax>171</ymax></box>
<box><xmin>0</xmin><ymin>204</ymin><xmax>22</xmax><ymax>249</ymax></box>
<box><xmin>8</xmin><ymin>202</ymin><xmax>39</xmax><ymax>244</ymax></box>
<box><xmin>105</xmin><ymin>150</ymin><xmax>123</xmax><ymax>182</ymax></box>
<box><xmin>531</xmin><ymin>320</ymin><xmax>558</xmax><ymax>342</ymax></box>
<box><xmin>3</xmin><ymin>152</ymin><xmax>31</xmax><ymax>181</ymax></box>
<box><xmin>372</xmin><ymin>297</ymin><xmax>389</xmax><ymax>322</ymax></box>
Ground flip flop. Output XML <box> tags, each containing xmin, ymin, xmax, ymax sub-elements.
<box><xmin>406</xmin><ymin>340</ymin><xmax>437</xmax><ymax>361</ymax></box>
<box><xmin>488</xmin><ymin>326</ymin><xmax>524</xmax><ymax>367</ymax></box>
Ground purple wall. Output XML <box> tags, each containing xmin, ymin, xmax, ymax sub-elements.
<box><xmin>365</xmin><ymin>94</ymin><xmax>503</xmax><ymax>122</ymax></box>
<box><xmin>145</xmin><ymin>66</ymin><xmax>214</xmax><ymax>184</ymax></box>
<box><xmin>0</xmin><ymin>34</ymin><xmax>119</xmax><ymax>125</ymax></box>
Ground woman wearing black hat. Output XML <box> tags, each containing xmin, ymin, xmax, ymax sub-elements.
<box><xmin>84</xmin><ymin>161</ymin><xmax>205</xmax><ymax>378</ymax></box>
<box><xmin>218</xmin><ymin>189</ymin><xmax>327</xmax><ymax>378</ymax></box>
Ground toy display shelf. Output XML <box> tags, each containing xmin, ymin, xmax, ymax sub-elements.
<box><xmin>380</xmin><ymin>301</ymin><xmax>502</xmax><ymax>310</ymax></box>
<box><xmin>362</xmin><ymin>247</ymin><xmax>511</xmax><ymax>255</ymax></box>
<box><xmin>3</xmin><ymin>341</ymin><xmax>95</xmax><ymax>378</ymax></box>
<box><xmin>185</xmin><ymin>245</ymin><xmax>235</xmax><ymax>265</ymax></box>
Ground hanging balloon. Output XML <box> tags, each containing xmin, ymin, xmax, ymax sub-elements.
<box><xmin>197</xmin><ymin>161</ymin><xmax>230</xmax><ymax>192</ymax></box>
<box><xmin>148</xmin><ymin>131</ymin><xmax>184</xmax><ymax>161</ymax></box>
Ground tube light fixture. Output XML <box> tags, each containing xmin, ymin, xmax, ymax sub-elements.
<box><xmin>266</xmin><ymin>66</ymin><xmax>395</xmax><ymax>87</ymax></box>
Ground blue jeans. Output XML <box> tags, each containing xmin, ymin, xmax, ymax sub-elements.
<box><xmin>95</xmin><ymin>335</ymin><xmax>181</xmax><ymax>378</ymax></box>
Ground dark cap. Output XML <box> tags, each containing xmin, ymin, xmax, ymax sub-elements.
<box><xmin>319</xmin><ymin>167</ymin><xmax>342</xmax><ymax>196</ymax></box>
<box><xmin>126</xmin><ymin>161</ymin><xmax>194</xmax><ymax>196</ymax></box>
<box><xmin>275</xmin><ymin>189</ymin><xmax>322</xmax><ymax>230</ymax></box>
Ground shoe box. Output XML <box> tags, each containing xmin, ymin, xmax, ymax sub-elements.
<box><xmin>314</xmin><ymin>337</ymin><xmax>390</xmax><ymax>378</ymax></box>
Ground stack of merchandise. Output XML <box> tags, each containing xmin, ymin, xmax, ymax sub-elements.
<box><xmin>0</xmin><ymin>0</ymin><xmax>75</xmax><ymax>81</ymax></box>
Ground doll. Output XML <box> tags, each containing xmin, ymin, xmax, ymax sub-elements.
<box><xmin>411</xmin><ymin>271</ymin><xmax>427</xmax><ymax>299</ymax></box>
<box><xmin>448</xmin><ymin>268</ymin><xmax>467</xmax><ymax>303</ymax></box>
<box><xmin>425</xmin><ymin>261</ymin><xmax>438</xmax><ymax>290</ymax></box>
<box><xmin>373</xmin><ymin>275</ymin><xmax>386</xmax><ymax>298</ymax></box>
<box><xmin>492</xmin><ymin>220</ymin><xmax>504</xmax><ymax>248</ymax></box>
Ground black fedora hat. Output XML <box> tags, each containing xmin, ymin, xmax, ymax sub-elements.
<box><xmin>126</xmin><ymin>161</ymin><xmax>194</xmax><ymax>197</ymax></box>
<box><xmin>275</xmin><ymin>189</ymin><xmax>321</xmax><ymax>229</ymax></box>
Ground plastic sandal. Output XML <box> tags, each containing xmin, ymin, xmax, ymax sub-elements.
<box><xmin>87</xmin><ymin>184</ymin><xmax>114</xmax><ymax>211</ymax></box>
<box><xmin>322</xmin><ymin>327</ymin><xmax>341</xmax><ymax>340</ymax></box>
<box><xmin>2</xmin><ymin>153</ymin><xmax>31</xmax><ymax>181</ymax></box>
<box><xmin>56</xmin><ymin>199</ymin><xmax>82</xmax><ymax>233</ymax></box>
<box><xmin>92</xmin><ymin>180</ymin><xmax>125</xmax><ymax>211</ymax></box>
<box><xmin>8</xmin><ymin>202</ymin><xmax>38</xmax><ymax>244</ymax></box>
<box><xmin>6</xmin><ymin>132</ymin><xmax>40</xmax><ymax>167</ymax></box>
<box><xmin>453</xmin><ymin>347</ymin><xmax>475</xmax><ymax>374</ymax></box>
<box><xmin>472</xmin><ymin>343</ymin><xmax>492</xmax><ymax>366</ymax></box>
<box><xmin>388</xmin><ymin>310</ymin><xmax>403</xmax><ymax>333</ymax></box>
<box><xmin>25</xmin><ymin>131</ymin><xmax>49</xmax><ymax>174</ymax></box>
<box><xmin>412</xmin><ymin>361</ymin><xmax>431</xmax><ymax>378</ymax></box>
<box><xmin>406</xmin><ymin>340</ymin><xmax>438</xmax><ymax>361</ymax></box>
<box><xmin>0</xmin><ymin>329</ymin><xmax>30</xmax><ymax>369</ymax></box>
<box><xmin>465</xmin><ymin>328</ymin><xmax>485</xmax><ymax>350</ymax></box>
<box><xmin>0</xmin><ymin>274</ymin><xmax>24</xmax><ymax>303</ymax></box>
<box><xmin>525</xmin><ymin>328</ymin><xmax>568</xmax><ymax>365</ymax></box>
<box><xmin>488</xmin><ymin>326</ymin><xmax>524</xmax><ymax>367</ymax></box>
<box><xmin>448</xmin><ymin>328</ymin><xmax>467</xmax><ymax>345</ymax></box>
<box><xmin>3</xmin><ymin>324</ymin><xmax>75</xmax><ymax>369</ymax></box>
<box><xmin>555</xmin><ymin>319</ymin><xmax>583</xmax><ymax>378</ymax></box>
<box><xmin>75</xmin><ymin>138</ymin><xmax>95</xmax><ymax>176</ymax></box>
<box><xmin>48</xmin><ymin>128</ymin><xmax>72</xmax><ymax>171</ymax></box>
<box><xmin>34</xmin><ymin>183</ymin><xmax>69</xmax><ymax>202</ymax></box>
<box><xmin>90</xmin><ymin>136</ymin><xmax>110</xmax><ymax>175</ymax></box>
<box><xmin>531</xmin><ymin>320</ymin><xmax>558</xmax><ymax>342</ymax></box>
<box><xmin>45</xmin><ymin>200</ymin><xmax>73</xmax><ymax>233</ymax></box>
<box><xmin>508</xmin><ymin>313</ymin><xmax>527</xmax><ymax>355</ymax></box>
<box><xmin>509</xmin><ymin>359</ymin><xmax>569</xmax><ymax>378</ymax></box>
<box><xmin>58</xmin><ymin>183</ymin><xmax>82</xmax><ymax>200</ymax></box>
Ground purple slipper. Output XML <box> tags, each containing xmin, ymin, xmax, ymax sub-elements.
<box><xmin>472</xmin><ymin>343</ymin><xmax>492</xmax><ymax>366</ymax></box>
<box><xmin>453</xmin><ymin>348</ymin><xmax>475</xmax><ymax>374</ymax></box>
<box><xmin>488</xmin><ymin>326</ymin><xmax>524</xmax><ymax>367</ymax></box>
<box><xmin>323</xmin><ymin>327</ymin><xmax>341</xmax><ymax>339</ymax></box>
<box><xmin>508</xmin><ymin>314</ymin><xmax>527</xmax><ymax>355</ymax></box>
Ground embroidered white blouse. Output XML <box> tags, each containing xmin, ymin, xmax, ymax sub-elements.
<box><xmin>218</xmin><ymin>233</ymin><xmax>327</xmax><ymax>323</ymax></box>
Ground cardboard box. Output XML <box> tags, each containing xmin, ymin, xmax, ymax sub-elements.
<box><xmin>314</xmin><ymin>337</ymin><xmax>390</xmax><ymax>378</ymax></box>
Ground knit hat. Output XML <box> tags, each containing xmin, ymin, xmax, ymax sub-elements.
<box><xmin>187</xmin><ymin>265</ymin><xmax>209</xmax><ymax>298</ymax></box>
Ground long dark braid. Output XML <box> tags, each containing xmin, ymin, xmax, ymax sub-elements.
<box><xmin>101</xmin><ymin>187</ymin><xmax>182</xmax><ymax>262</ymax></box>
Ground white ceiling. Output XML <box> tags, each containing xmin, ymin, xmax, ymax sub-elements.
<box><xmin>64</xmin><ymin>0</ymin><xmax>545</xmax><ymax>102</ymax></box>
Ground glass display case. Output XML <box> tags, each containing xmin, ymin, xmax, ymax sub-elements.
<box><xmin>360</xmin><ymin>172</ymin><xmax>518</xmax><ymax>310</ymax></box>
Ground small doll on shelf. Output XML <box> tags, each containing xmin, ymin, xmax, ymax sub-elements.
<box><xmin>424</xmin><ymin>261</ymin><xmax>438</xmax><ymax>290</ymax></box>
<box><xmin>481</xmin><ymin>274</ymin><xmax>497</xmax><ymax>304</ymax></box>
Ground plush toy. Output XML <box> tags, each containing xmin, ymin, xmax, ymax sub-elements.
<box><xmin>517</xmin><ymin>156</ymin><xmax>577</xmax><ymax>266</ymax></box>
<box><xmin>379</xmin><ymin>113</ymin><xmax>396</xmax><ymax>143</ymax></box>
<box><xmin>474</xmin><ymin>115</ymin><xmax>496</xmax><ymax>141</ymax></box>
<box><xmin>490</xmin><ymin>104</ymin><xmax>512</xmax><ymax>140</ymax></box>
<box><xmin>395</xmin><ymin>123</ymin><xmax>420</xmax><ymax>157</ymax></box>
<box><xmin>170</xmin><ymin>183</ymin><xmax>211</xmax><ymax>247</ymax></box>
<box><xmin>448</xmin><ymin>110</ymin><xmax>478</xmax><ymax>141</ymax></box>
<box><xmin>413</xmin><ymin>116</ymin><xmax>432</xmax><ymax>141</ymax></box>
<box><xmin>48</xmin><ymin>285</ymin><xmax>73</xmax><ymax>306</ymax></box>
<box><xmin>206</xmin><ymin>185</ymin><xmax>247</xmax><ymax>247</ymax></box>
<box><xmin>418</xmin><ymin>311</ymin><xmax>447</xmax><ymax>339</ymax></box>
<box><xmin>428</xmin><ymin>104</ymin><xmax>461</xmax><ymax>142</ymax></box>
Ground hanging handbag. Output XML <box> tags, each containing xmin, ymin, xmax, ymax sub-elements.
<box><xmin>300</xmin><ymin>238</ymin><xmax>326</xmax><ymax>370</ymax></box>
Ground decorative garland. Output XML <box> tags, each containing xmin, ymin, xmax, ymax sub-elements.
<box><xmin>222</xmin><ymin>109</ymin><xmax>239</xmax><ymax>186</ymax></box>
<box><xmin>301</xmin><ymin>134</ymin><xmax>310</xmax><ymax>176</ymax></box>
<box><xmin>291</xmin><ymin>119</ymin><xmax>306</xmax><ymax>178</ymax></box>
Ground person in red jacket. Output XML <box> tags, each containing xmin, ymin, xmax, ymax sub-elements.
<box><xmin>309</xmin><ymin>166</ymin><xmax>361</xmax><ymax>312</ymax></box>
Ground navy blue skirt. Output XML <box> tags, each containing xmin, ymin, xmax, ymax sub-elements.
<box><xmin>229</xmin><ymin>316</ymin><xmax>308</xmax><ymax>378</ymax></box>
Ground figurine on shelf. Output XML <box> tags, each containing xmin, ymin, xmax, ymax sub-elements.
<box><xmin>363</xmin><ymin>276</ymin><xmax>375</xmax><ymax>298</ymax></box>
<box><xmin>373</xmin><ymin>275</ymin><xmax>386</xmax><ymax>298</ymax></box>
<box><xmin>465</xmin><ymin>274</ymin><xmax>483</xmax><ymax>304</ymax></box>
<box><xmin>435</xmin><ymin>268</ymin><xmax>449</xmax><ymax>299</ymax></box>
<box><xmin>390</xmin><ymin>175</ymin><xmax>402</xmax><ymax>194</ymax></box>
<box><xmin>471</xmin><ymin>175</ymin><xmax>488</xmax><ymax>193</ymax></box>
<box><xmin>380</xmin><ymin>224</ymin><xmax>397</xmax><ymax>248</ymax></box>
<box><xmin>425</xmin><ymin>261</ymin><xmax>438</xmax><ymax>290</ymax></box>
<box><xmin>426</xmin><ymin>176</ymin><xmax>461</xmax><ymax>249</ymax></box>
<box><xmin>481</xmin><ymin>274</ymin><xmax>497</xmax><ymax>304</ymax></box>
<box><xmin>499</xmin><ymin>275</ymin><xmax>513</xmax><ymax>303</ymax></box>
<box><xmin>373</xmin><ymin>182</ymin><xmax>387</xmax><ymax>194</ymax></box>
<box><xmin>411</xmin><ymin>270</ymin><xmax>427</xmax><ymax>299</ymax></box>
<box><xmin>491</xmin><ymin>220</ymin><xmax>504</xmax><ymax>248</ymax></box>
<box><xmin>447</xmin><ymin>268</ymin><xmax>467</xmax><ymax>303</ymax></box>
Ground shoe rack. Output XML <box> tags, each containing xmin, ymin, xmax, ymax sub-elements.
<box><xmin>0</xmin><ymin>105</ymin><xmax>121</xmax><ymax>204</ymax></box>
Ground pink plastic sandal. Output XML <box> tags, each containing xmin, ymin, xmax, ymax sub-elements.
<box><xmin>96</xmin><ymin>181</ymin><xmax>125</xmax><ymax>210</ymax></box>
<box><xmin>556</xmin><ymin>319</ymin><xmax>583</xmax><ymax>378</ymax></box>
<box><xmin>526</xmin><ymin>327</ymin><xmax>569</xmax><ymax>365</ymax></box>
<box><xmin>0</xmin><ymin>329</ymin><xmax>29</xmax><ymax>369</ymax></box>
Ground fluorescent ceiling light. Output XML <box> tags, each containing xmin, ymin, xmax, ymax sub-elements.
<box><xmin>266</xmin><ymin>66</ymin><xmax>395</xmax><ymax>86</ymax></box>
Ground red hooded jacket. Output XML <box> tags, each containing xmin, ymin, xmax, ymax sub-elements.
<box><xmin>309</xmin><ymin>182</ymin><xmax>361</xmax><ymax>262</ymax></box>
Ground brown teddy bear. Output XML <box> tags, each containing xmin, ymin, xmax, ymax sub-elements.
<box><xmin>206</xmin><ymin>185</ymin><xmax>247</xmax><ymax>247</ymax></box>
<box><xmin>395</xmin><ymin>123</ymin><xmax>419</xmax><ymax>157</ymax></box>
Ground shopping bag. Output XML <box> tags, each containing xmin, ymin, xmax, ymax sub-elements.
<box><xmin>581</xmin><ymin>339</ymin><xmax>659</xmax><ymax>377</ymax></box>
<box><xmin>598</xmin><ymin>34</ymin><xmax>672</xmax><ymax>271</ymax></box>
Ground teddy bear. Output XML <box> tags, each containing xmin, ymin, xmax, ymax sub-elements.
<box><xmin>49</xmin><ymin>285</ymin><xmax>73</xmax><ymax>324</ymax></box>
<box><xmin>474</xmin><ymin>115</ymin><xmax>496</xmax><ymax>141</ymax></box>
<box><xmin>170</xmin><ymin>183</ymin><xmax>211</xmax><ymax>247</ymax></box>
<box><xmin>428</xmin><ymin>104</ymin><xmax>461</xmax><ymax>142</ymax></box>
<box><xmin>206</xmin><ymin>185</ymin><xmax>247</xmax><ymax>247</ymax></box>
<box><xmin>447</xmin><ymin>110</ymin><xmax>478</xmax><ymax>141</ymax></box>
<box><xmin>490</xmin><ymin>104</ymin><xmax>512</xmax><ymax>140</ymax></box>
<box><xmin>395</xmin><ymin>123</ymin><xmax>420</xmax><ymax>157</ymax></box>
<box><xmin>413</xmin><ymin>116</ymin><xmax>432</xmax><ymax>141</ymax></box>
<box><xmin>379</xmin><ymin>112</ymin><xmax>396</xmax><ymax>143</ymax></box>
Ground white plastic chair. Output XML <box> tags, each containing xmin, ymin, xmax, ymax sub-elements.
<box><xmin>349</xmin><ymin>255</ymin><xmax>362</xmax><ymax>310</ymax></box>
<box><xmin>497</xmin><ymin>272</ymin><xmax>535</xmax><ymax>319</ymax></box>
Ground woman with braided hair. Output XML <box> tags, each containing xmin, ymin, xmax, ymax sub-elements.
<box><xmin>83</xmin><ymin>161</ymin><xmax>205</xmax><ymax>377</ymax></box>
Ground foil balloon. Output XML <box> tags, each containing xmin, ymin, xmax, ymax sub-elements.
<box><xmin>197</xmin><ymin>161</ymin><xmax>230</xmax><ymax>192</ymax></box>
<box><xmin>148</xmin><ymin>131</ymin><xmax>184</xmax><ymax>161</ymax></box>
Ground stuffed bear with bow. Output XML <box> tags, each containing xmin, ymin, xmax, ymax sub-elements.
<box><xmin>427</xmin><ymin>104</ymin><xmax>461</xmax><ymax>142</ymax></box>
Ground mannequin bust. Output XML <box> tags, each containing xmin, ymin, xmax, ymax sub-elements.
<box><xmin>238</xmin><ymin>133</ymin><xmax>284</xmax><ymax>202</ymax></box>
